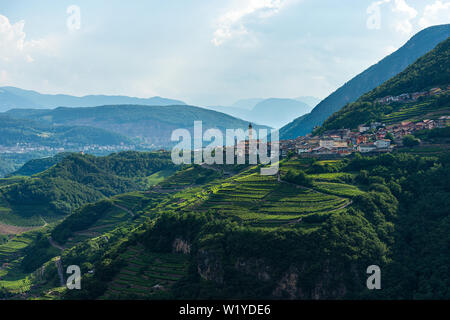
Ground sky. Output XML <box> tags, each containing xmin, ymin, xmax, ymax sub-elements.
<box><xmin>0</xmin><ymin>0</ymin><xmax>449</xmax><ymax>106</ymax></box>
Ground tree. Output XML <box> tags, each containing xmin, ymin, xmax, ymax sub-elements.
<box><xmin>385</xmin><ymin>132</ymin><xmax>395</xmax><ymax>142</ymax></box>
<box><xmin>402</xmin><ymin>135</ymin><xmax>420</xmax><ymax>147</ymax></box>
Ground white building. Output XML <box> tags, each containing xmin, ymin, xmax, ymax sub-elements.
<box><xmin>358</xmin><ymin>125</ymin><xmax>370</xmax><ymax>133</ymax></box>
<box><xmin>375</xmin><ymin>139</ymin><xmax>391</xmax><ymax>149</ymax></box>
<box><xmin>319</xmin><ymin>139</ymin><xmax>335</xmax><ymax>148</ymax></box>
<box><xmin>357</xmin><ymin>144</ymin><xmax>377</xmax><ymax>153</ymax></box>
<box><xmin>297</xmin><ymin>147</ymin><xmax>311</xmax><ymax>154</ymax></box>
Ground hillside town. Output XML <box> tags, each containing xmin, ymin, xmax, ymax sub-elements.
<box><xmin>276</xmin><ymin>115</ymin><xmax>450</xmax><ymax>158</ymax></box>
<box><xmin>0</xmin><ymin>143</ymin><xmax>136</xmax><ymax>155</ymax></box>
<box><xmin>375</xmin><ymin>85</ymin><xmax>450</xmax><ymax>105</ymax></box>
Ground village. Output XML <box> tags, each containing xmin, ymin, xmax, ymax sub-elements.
<box><xmin>375</xmin><ymin>85</ymin><xmax>450</xmax><ymax>105</ymax></box>
<box><xmin>0</xmin><ymin>143</ymin><xmax>136</xmax><ymax>155</ymax></box>
<box><xmin>277</xmin><ymin>115</ymin><xmax>450</xmax><ymax>158</ymax></box>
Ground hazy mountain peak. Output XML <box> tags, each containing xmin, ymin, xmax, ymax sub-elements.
<box><xmin>0</xmin><ymin>86</ymin><xmax>187</xmax><ymax>112</ymax></box>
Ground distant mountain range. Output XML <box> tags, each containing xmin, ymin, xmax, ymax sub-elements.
<box><xmin>5</xmin><ymin>105</ymin><xmax>269</xmax><ymax>148</ymax></box>
<box><xmin>0</xmin><ymin>114</ymin><xmax>131</xmax><ymax>147</ymax></box>
<box><xmin>206</xmin><ymin>97</ymin><xmax>317</xmax><ymax>128</ymax></box>
<box><xmin>251</xmin><ymin>98</ymin><xmax>312</xmax><ymax>129</ymax></box>
<box><xmin>280</xmin><ymin>24</ymin><xmax>450</xmax><ymax>139</ymax></box>
<box><xmin>0</xmin><ymin>86</ymin><xmax>186</xmax><ymax>112</ymax></box>
<box><xmin>0</xmin><ymin>86</ymin><xmax>319</xmax><ymax>129</ymax></box>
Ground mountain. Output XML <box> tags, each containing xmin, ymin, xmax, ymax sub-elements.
<box><xmin>0</xmin><ymin>114</ymin><xmax>131</xmax><ymax>147</ymax></box>
<box><xmin>206</xmin><ymin>98</ymin><xmax>313</xmax><ymax>128</ymax></box>
<box><xmin>7</xmin><ymin>153</ymin><xmax>72</xmax><ymax>177</ymax></box>
<box><xmin>280</xmin><ymin>24</ymin><xmax>450</xmax><ymax>139</ymax></box>
<box><xmin>295</xmin><ymin>96</ymin><xmax>321</xmax><ymax>108</ymax></box>
<box><xmin>6</xmin><ymin>105</ymin><xmax>270</xmax><ymax>147</ymax></box>
<box><xmin>231</xmin><ymin>98</ymin><xmax>264</xmax><ymax>110</ymax></box>
<box><xmin>205</xmin><ymin>105</ymin><xmax>251</xmax><ymax>123</ymax></box>
<box><xmin>2</xmin><ymin>151</ymin><xmax>448</xmax><ymax>300</ymax></box>
<box><xmin>318</xmin><ymin>37</ymin><xmax>450</xmax><ymax>132</ymax></box>
<box><xmin>250</xmin><ymin>98</ymin><xmax>312</xmax><ymax>128</ymax></box>
<box><xmin>0</xmin><ymin>86</ymin><xmax>186</xmax><ymax>112</ymax></box>
<box><xmin>0</xmin><ymin>88</ymin><xmax>39</xmax><ymax>110</ymax></box>
<box><xmin>0</xmin><ymin>151</ymin><xmax>176</xmax><ymax>227</ymax></box>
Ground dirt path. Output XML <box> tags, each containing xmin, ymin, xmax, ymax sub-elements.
<box><xmin>112</xmin><ymin>203</ymin><xmax>135</xmax><ymax>217</ymax></box>
<box><xmin>49</xmin><ymin>237</ymin><xmax>65</xmax><ymax>251</ymax></box>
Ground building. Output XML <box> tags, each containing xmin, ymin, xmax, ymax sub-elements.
<box><xmin>358</xmin><ymin>125</ymin><xmax>370</xmax><ymax>133</ymax></box>
<box><xmin>375</xmin><ymin>139</ymin><xmax>391</xmax><ymax>149</ymax></box>
<box><xmin>297</xmin><ymin>147</ymin><xmax>311</xmax><ymax>154</ymax></box>
<box><xmin>437</xmin><ymin>116</ymin><xmax>450</xmax><ymax>128</ymax></box>
<box><xmin>311</xmin><ymin>146</ymin><xmax>333</xmax><ymax>155</ymax></box>
<box><xmin>357</xmin><ymin>144</ymin><xmax>377</xmax><ymax>153</ymax></box>
<box><xmin>356</xmin><ymin>135</ymin><xmax>370</xmax><ymax>145</ymax></box>
<box><xmin>412</xmin><ymin>91</ymin><xmax>428</xmax><ymax>100</ymax></box>
<box><xmin>319</xmin><ymin>139</ymin><xmax>335</xmax><ymax>148</ymax></box>
<box><xmin>370</xmin><ymin>122</ymin><xmax>383</xmax><ymax>129</ymax></box>
<box><xmin>430</xmin><ymin>87</ymin><xmax>442</xmax><ymax>95</ymax></box>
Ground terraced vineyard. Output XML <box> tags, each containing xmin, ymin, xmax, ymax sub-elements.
<box><xmin>101</xmin><ymin>245</ymin><xmax>188</xmax><ymax>299</ymax></box>
<box><xmin>0</xmin><ymin>231</ymin><xmax>40</xmax><ymax>293</ymax></box>
<box><xmin>312</xmin><ymin>181</ymin><xmax>365</xmax><ymax>197</ymax></box>
<box><xmin>198</xmin><ymin>171</ymin><xmax>352</xmax><ymax>227</ymax></box>
<box><xmin>381</xmin><ymin>98</ymin><xmax>450</xmax><ymax>125</ymax></box>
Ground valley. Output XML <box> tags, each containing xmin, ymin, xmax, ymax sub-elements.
<box><xmin>0</xmin><ymin>16</ymin><xmax>448</xmax><ymax>302</ymax></box>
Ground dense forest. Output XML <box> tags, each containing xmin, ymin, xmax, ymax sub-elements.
<box><xmin>0</xmin><ymin>152</ymin><xmax>176</xmax><ymax>224</ymax></box>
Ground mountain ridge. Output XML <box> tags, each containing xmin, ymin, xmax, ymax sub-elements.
<box><xmin>317</xmin><ymin>37</ymin><xmax>450</xmax><ymax>133</ymax></box>
<box><xmin>280</xmin><ymin>24</ymin><xmax>450</xmax><ymax>139</ymax></box>
<box><xmin>0</xmin><ymin>86</ymin><xmax>187</xmax><ymax>112</ymax></box>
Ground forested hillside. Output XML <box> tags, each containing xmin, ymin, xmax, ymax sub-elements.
<box><xmin>318</xmin><ymin>37</ymin><xmax>450</xmax><ymax>133</ymax></box>
<box><xmin>5</xmin><ymin>104</ymin><xmax>269</xmax><ymax>147</ymax></box>
<box><xmin>280</xmin><ymin>24</ymin><xmax>450</xmax><ymax>139</ymax></box>
<box><xmin>7</xmin><ymin>153</ymin><xmax>71</xmax><ymax>177</ymax></box>
<box><xmin>1</xmin><ymin>150</ymin><xmax>448</xmax><ymax>300</ymax></box>
<box><xmin>0</xmin><ymin>114</ymin><xmax>131</xmax><ymax>147</ymax></box>
<box><xmin>0</xmin><ymin>152</ymin><xmax>176</xmax><ymax>227</ymax></box>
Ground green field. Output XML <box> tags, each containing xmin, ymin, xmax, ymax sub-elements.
<box><xmin>101</xmin><ymin>245</ymin><xmax>188</xmax><ymax>299</ymax></box>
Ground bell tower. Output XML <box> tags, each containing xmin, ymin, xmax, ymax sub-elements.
<box><xmin>248</xmin><ymin>123</ymin><xmax>253</xmax><ymax>141</ymax></box>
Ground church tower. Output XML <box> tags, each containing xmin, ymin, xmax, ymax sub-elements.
<box><xmin>248</xmin><ymin>123</ymin><xmax>253</xmax><ymax>141</ymax></box>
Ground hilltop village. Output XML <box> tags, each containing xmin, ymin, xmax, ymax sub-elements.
<box><xmin>229</xmin><ymin>110</ymin><xmax>449</xmax><ymax>161</ymax></box>
<box><xmin>280</xmin><ymin>116</ymin><xmax>450</xmax><ymax>158</ymax></box>
<box><xmin>272</xmin><ymin>86</ymin><xmax>450</xmax><ymax>158</ymax></box>
<box><xmin>275</xmin><ymin>115</ymin><xmax>449</xmax><ymax>159</ymax></box>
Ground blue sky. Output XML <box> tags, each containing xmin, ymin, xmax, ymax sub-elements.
<box><xmin>0</xmin><ymin>0</ymin><xmax>449</xmax><ymax>106</ymax></box>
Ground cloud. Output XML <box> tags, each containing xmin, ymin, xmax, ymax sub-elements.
<box><xmin>0</xmin><ymin>70</ymin><xmax>8</xmax><ymax>83</ymax></box>
<box><xmin>391</xmin><ymin>0</ymin><xmax>418</xmax><ymax>34</ymax></box>
<box><xmin>419</xmin><ymin>1</ymin><xmax>450</xmax><ymax>29</ymax></box>
<box><xmin>212</xmin><ymin>0</ymin><xmax>293</xmax><ymax>46</ymax></box>
<box><xmin>0</xmin><ymin>14</ymin><xmax>47</xmax><ymax>63</ymax></box>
